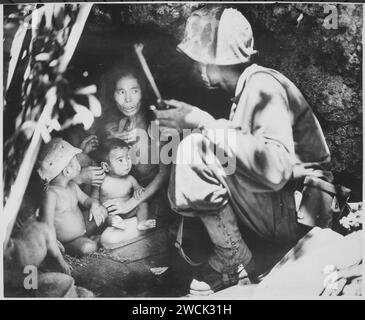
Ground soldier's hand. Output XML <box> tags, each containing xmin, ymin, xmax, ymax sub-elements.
<box><xmin>151</xmin><ymin>99</ymin><xmax>214</xmax><ymax>133</ymax></box>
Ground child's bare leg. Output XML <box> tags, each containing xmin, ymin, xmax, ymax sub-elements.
<box><xmin>135</xmin><ymin>202</ymin><xmax>156</xmax><ymax>231</ymax></box>
<box><xmin>46</xmin><ymin>228</ymin><xmax>71</xmax><ymax>275</ymax></box>
<box><xmin>100</xmin><ymin>217</ymin><xmax>141</xmax><ymax>249</ymax></box>
<box><xmin>63</xmin><ymin>236</ymin><xmax>98</xmax><ymax>257</ymax></box>
<box><xmin>107</xmin><ymin>215</ymin><xmax>126</xmax><ymax>230</ymax></box>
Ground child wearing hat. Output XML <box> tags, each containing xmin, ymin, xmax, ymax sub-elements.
<box><xmin>37</xmin><ymin>138</ymin><xmax>108</xmax><ymax>257</ymax></box>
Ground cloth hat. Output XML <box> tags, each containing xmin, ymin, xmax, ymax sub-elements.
<box><xmin>37</xmin><ymin>138</ymin><xmax>82</xmax><ymax>183</ymax></box>
<box><xmin>177</xmin><ymin>6</ymin><xmax>257</xmax><ymax>65</ymax></box>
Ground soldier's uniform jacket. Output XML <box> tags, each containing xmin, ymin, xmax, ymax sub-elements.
<box><xmin>200</xmin><ymin>64</ymin><xmax>331</xmax><ymax>240</ymax></box>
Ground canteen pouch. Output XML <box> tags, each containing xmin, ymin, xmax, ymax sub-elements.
<box><xmin>297</xmin><ymin>176</ymin><xmax>351</xmax><ymax>228</ymax></box>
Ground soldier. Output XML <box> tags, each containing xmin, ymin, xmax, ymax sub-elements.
<box><xmin>152</xmin><ymin>5</ymin><xmax>331</xmax><ymax>295</ymax></box>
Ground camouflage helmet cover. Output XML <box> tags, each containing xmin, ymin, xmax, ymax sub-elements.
<box><xmin>177</xmin><ymin>6</ymin><xmax>257</xmax><ymax>65</ymax></box>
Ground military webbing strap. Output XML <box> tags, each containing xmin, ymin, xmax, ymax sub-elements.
<box><xmin>174</xmin><ymin>216</ymin><xmax>203</xmax><ymax>267</ymax></box>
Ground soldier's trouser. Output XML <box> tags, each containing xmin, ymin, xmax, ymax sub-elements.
<box><xmin>168</xmin><ymin>133</ymin><xmax>302</xmax><ymax>274</ymax></box>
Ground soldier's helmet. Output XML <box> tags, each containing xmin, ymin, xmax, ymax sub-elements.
<box><xmin>177</xmin><ymin>6</ymin><xmax>257</xmax><ymax>65</ymax></box>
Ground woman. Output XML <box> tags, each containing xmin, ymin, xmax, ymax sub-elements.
<box><xmin>97</xmin><ymin>62</ymin><xmax>170</xmax><ymax>248</ymax></box>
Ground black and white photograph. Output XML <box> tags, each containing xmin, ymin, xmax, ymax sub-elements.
<box><xmin>1</xmin><ymin>2</ymin><xmax>363</xmax><ymax>300</ymax></box>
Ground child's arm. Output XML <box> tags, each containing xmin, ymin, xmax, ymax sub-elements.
<box><xmin>72</xmin><ymin>182</ymin><xmax>107</xmax><ymax>226</ymax></box>
<box><xmin>133</xmin><ymin>163</ymin><xmax>170</xmax><ymax>203</ymax></box>
<box><xmin>129</xmin><ymin>176</ymin><xmax>145</xmax><ymax>201</ymax></box>
<box><xmin>39</xmin><ymin>190</ymin><xmax>57</xmax><ymax>230</ymax></box>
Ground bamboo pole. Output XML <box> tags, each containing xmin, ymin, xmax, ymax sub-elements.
<box><xmin>1</xmin><ymin>3</ymin><xmax>4</xmax><ymax>299</ymax></box>
<box><xmin>58</xmin><ymin>4</ymin><xmax>92</xmax><ymax>74</ymax></box>
<box><xmin>2</xmin><ymin>3</ymin><xmax>93</xmax><ymax>250</ymax></box>
<box><xmin>6</xmin><ymin>25</ymin><xmax>27</xmax><ymax>90</ymax></box>
<box><xmin>6</xmin><ymin>6</ymin><xmax>46</xmax><ymax>90</ymax></box>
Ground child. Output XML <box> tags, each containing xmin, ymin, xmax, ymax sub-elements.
<box><xmin>94</xmin><ymin>138</ymin><xmax>156</xmax><ymax>231</ymax></box>
<box><xmin>37</xmin><ymin>138</ymin><xmax>108</xmax><ymax>257</ymax></box>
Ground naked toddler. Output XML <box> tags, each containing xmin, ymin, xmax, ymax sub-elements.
<box><xmin>95</xmin><ymin>138</ymin><xmax>156</xmax><ymax>231</ymax></box>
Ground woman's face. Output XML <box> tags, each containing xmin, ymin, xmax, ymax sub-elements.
<box><xmin>114</xmin><ymin>75</ymin><xmax>142</xmax><ymax>117</ymax></box>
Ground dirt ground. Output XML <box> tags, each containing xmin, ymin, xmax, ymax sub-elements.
<box><xmin>64</xmin><ymin>221</ymin><xmax>296</xmax><ymax>297</ymax></box>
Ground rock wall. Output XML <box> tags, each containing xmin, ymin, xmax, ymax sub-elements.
<box><xmin>89</xmin><ymin>3</ymin><xmax>362</xmax><ymax>199</ymax></box>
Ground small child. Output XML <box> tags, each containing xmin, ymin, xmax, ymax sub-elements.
<box><xmin>94</xmin><ymin>138</ymin><xmax>156</xmax><ymax>231</ymax></box>
<box><xmin>37</xmin><ymin>138</ymin><xmax>108</xmax><ymax>257</ymax></box>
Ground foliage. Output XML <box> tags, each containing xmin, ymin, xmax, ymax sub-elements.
<box><xmin>3</xmin><ymin>4</ymin><xmax>100</xmax><ymax>203</ymax></box>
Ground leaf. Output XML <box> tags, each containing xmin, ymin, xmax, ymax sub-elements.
<box><xmin>31</xmin><ymin>7</ymin><xmax>44</xmax><ymax>39</ymax></box>
<box><xmin>20</xmin><ymin>120</ymin><xmax>37</xmax><ymax>140</ymax></box>
<box><xmin>44</xmin><ymin>4</ymin><xmax>55</xmax><ymax>30</ymax></box>
<box><xmin>63</xmin><ymin>15</ymin><xmax>72</xmax><ymax>29</ymax></box>
<box><xmin>30</xmin><ymin>105</ymin><xmax>41</xmax><ymax>121</ymax></box>
<box><xmin>87</xmin><ymin>95</ymin><xmax>102</xmax><ymax>117</ymax></box>
<box><xmin>49</xmin><ymin>59</ymin><xmax>58</xmax><ymax>67</ymax></box>
<box><xmin>39</xmin><ymin>123</ymin><xmax>52</xmax><ymax>143</ymax></box>
<box><xmin>70</xmin><ymin>99</ymin><xmax>95</xmax><ymax>130</ymax></box>
<box><xmin>44</xmin><ymin>86</ymin><xmax>58</xmax><ymax>111</ymax></box>
<box><xmin>75</xmin><ymin>84</ymin><xmax>97</xmax><ymax>95</ymax></box>
<box><xmin>6</xmin><ymin>23</ymin><xmax>27</xmax><ymax>89</ymax></box>
<box><xmin>73</xmin><ymin>112</ymin><xmax>94</xmax><ymax>130</ymax></box>
<box><xmin>59</xmin><ymin>99</ymin><xmax>65</xmax><ymax>110</ymax></box>
<box><xmin>48</xmin><ymin>118</ymin><xmax>61</xmax><ymax>132</ymax></box>
<box><xmin>25</xmin><ymin>82</ymin><xmax>32</xmax><ymax>97</ymax></box>
<box><xmin>15</xmin><ymin>112</ymin><xmax>24</xmax><ymax>130</ymax></box>
<box><xmin>150</xmin><ymin>267</ymin><xmax>169</xmax><ymax>276</ymax></box>
<box><xmin>35</xmin><ymin>53</ymin><xmax>51</xmax><ymax>62</ymax></box>
<box><xmin>53</xmin><ymin>4</ymin><xmax>65</xmax><ymax>23</ymax></box>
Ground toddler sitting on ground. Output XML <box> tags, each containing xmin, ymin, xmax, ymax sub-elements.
<box><xmin>94</xmin><ymin>138</ymin><xmax>156</xmax><ymax>231</ymax></box>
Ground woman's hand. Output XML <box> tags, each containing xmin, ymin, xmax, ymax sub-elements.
<box><xmin>103</xmin><ymin>198</ymin><xmax>139</xmax><ymax>215</ymax></box>
<box><xmin>80</xmin><ymin>135</ymin><xmax>99</xmax><ymax>154</ymax></box>
<box><xmin>89</xmin><ymin>201</ymin><xmax>107</xmax><ymax>226</ymax></box>
<box><xmin>112</xmin><ymin>129</ymin><xmax>138</xmax><ymax>144</ymax></box>
<box><xmin>79</xmin><ymin>166</ymin><xmax>106</xmax><ymax>187</ymax></box>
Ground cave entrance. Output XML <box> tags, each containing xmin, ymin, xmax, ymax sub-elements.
<box><xmin>4</xmin><ymin>4</ymin><xmax>219</xmax><ymax>298</ymax></box>
<box><xmin>70</xmin><ymin>4</ymin><xmax>232</xmax><ymax>123</ymax></box>
<box><xmin>59</xmin><ymin>5</ymin><xmax>235</xmax><ymax>297</ymax></box>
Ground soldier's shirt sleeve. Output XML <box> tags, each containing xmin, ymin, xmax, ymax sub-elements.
<box><xmin>200</xmin><ymin>72</ymin><xmax>296</xmax><ymax>192</ymax></box>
